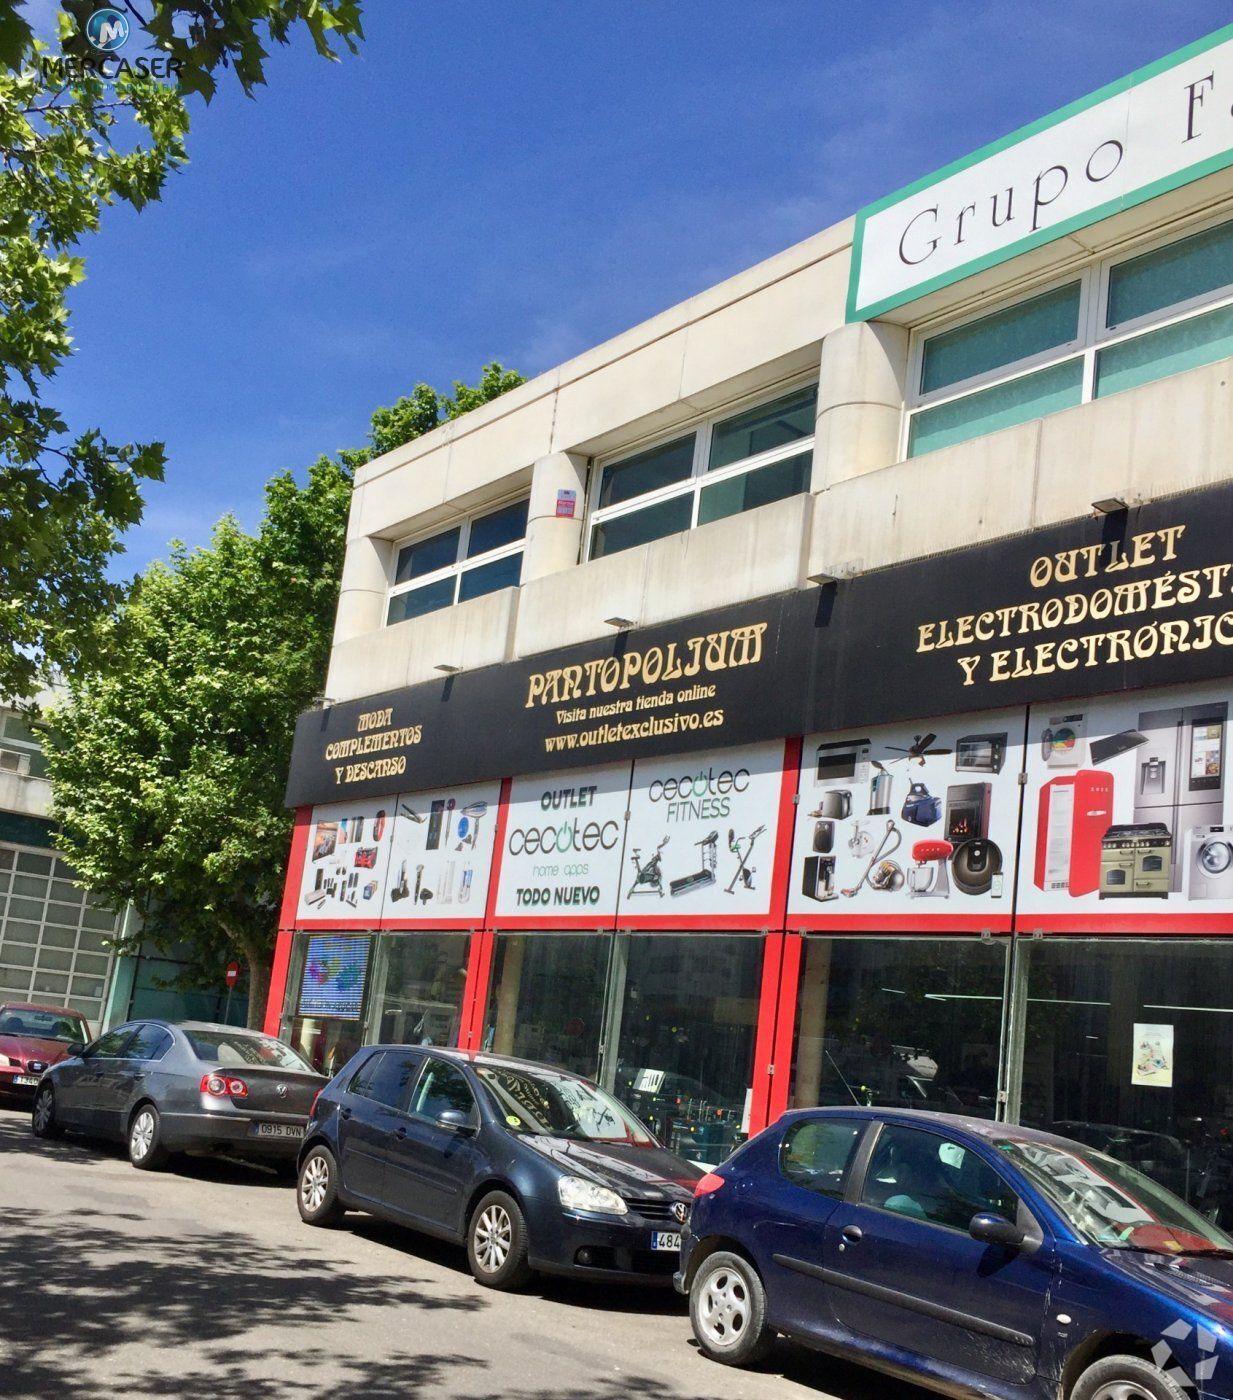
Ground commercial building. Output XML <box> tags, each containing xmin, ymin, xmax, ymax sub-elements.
<box><xmin>270</xmin><ymin>26</ymin><xmax>1233</xmax><ymax>1199</ymax></box>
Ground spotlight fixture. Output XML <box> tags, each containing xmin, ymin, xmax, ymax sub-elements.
<box><xmin>1092</xmin><ymin>490</ymin><xmax>1143</xmax><ymax>514</ymax></box>
<box><xmin>434</xmin><ymin>663</ymin><xmax>463</xmax><ymax>675</ymax></box>
<box><xmin>311</xmin><ymin>693</ymin><xmax>335</xmax><ymax>710</ymax></box>
<box><xmin>604</xmin><ymin>616</ymin><xmax>637</xmax><ymax>630</ymax></box>
<box><xmin>807</xmin><ymin>560</ymin><xmax>863</xmax><ymax>585</ymax></box>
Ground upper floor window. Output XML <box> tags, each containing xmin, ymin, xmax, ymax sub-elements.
<box><xmin>0</xmin><ymin>711</ymin><xmax>48</xmax><ymax>779</ymax></box>
<box><xmin>386</xmin><ymin>498</ymin><xmax>528</xmax><ymax>627</ymax></box>
<box><xmin>588</xmin><ymin>383</ymin><xmax>817</xmax><ymax>561</ymax></box>
<box><xmin>908</xmin><ymin>213</ymin><xmax>1233</xmax><ymax>458</ymax></box>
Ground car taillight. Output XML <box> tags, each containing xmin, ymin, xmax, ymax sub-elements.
<box><xmin>200</xmin><ymin>1072</ymin><xmax>248</xmax><ymax>1098</ymax></box>
<box><xmin>694</xmin><ymin>1172</ymin><xmax>725</xmax><ymax>1197</ymax></box>
<box><xmin>309</xmin><ymin>1089</ymin><xmax>322</xmax><ymax>1119</ymax></box>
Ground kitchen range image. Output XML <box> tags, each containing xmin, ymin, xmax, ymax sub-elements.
<box><xmin>1018</xmin><ymin>679</ymin><xmax>1233</xmax><ymax>922</ymax></box>
<box><xmin>786</xmin><ymin>712</ymin><xmax>1022</xmax><ymax>928</ymax></box>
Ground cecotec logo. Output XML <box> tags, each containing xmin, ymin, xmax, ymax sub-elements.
<box><xmin>85</xmin><ymin>8</ymin><xmax>130</xmax><ymax>51</ymax></box>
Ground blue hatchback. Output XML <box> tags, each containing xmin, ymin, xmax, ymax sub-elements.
<box><xmin>677</xmin><ymin>1108</ymin><xmax>1233</xmax><ymax>1399</ymax></box>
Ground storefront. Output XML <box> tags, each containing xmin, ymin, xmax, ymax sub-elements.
<box><xmin>266</xmin><ymin>479</ymin><xmax>1233</xmax><ymax>1194</ymax></box>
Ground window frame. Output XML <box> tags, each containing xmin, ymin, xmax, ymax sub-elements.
<box><xmin>585</xmin><ymin>377</ymin><xmax>818</xmax><ymax>563</ymax></box>
<box><xmin>385</xmin><ymin>494</ymin><xmax>529</xmax><ymax>627</ymax></box>
<box><xmin>904</xmin><ymin>204</ymin><xmax>1233</xmax><ymax>459</ymax></box>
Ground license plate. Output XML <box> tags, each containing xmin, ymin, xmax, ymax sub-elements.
<box><xmin>255</xmin><ymin>1123</ymin><xmax>302</xmax><ymax>1138</ymax></box>
<box><xmin>13</xmin><ymin>1075</ymin><xmax>39</xmax><ymax>1086</ymax></box>
<box><xmin>651</xmin><ymin>1231</ymin><xmax>682</xmax><ymax>1252</ymax></box>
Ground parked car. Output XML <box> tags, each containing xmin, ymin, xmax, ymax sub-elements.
<box><xmin>31</xmin><ymin>1019</ymin><xmax>324</xmax><ymax>1170</ymax></box>
<box><xmin>296</xmin><ymin>1046</ymin><xmax>702</xmax><ymax>1289</ymax></box>
<box><xmin>678</xmin><ymin>1106</ymin><xmax>1233</xmax><ymax>1399</ymax></box>
<box><xmin>0</xmin><ymin>1002</ymin><xmax>92</xmax><ymax>1103</ymax></box>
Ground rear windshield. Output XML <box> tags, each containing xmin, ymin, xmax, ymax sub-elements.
<box><xmin>185</xmin><ymin>1030</ymin><xmax>311</xmax><ymax>1072</ymax></box>
<box><xmin>0</xmin><ymin>1009</ymin><xmax>89</xmax><ymax>1042</ymax></box>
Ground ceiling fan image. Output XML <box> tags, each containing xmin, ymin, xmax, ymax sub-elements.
<box><xmin>885</xmin><ymin>733</ymin><xmax>953</xmax><ymax>766</ymax></box>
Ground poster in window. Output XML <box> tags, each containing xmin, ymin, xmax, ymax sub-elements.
<box><xmin>298</xmin><ymin>935</ymin><xmax>371</xmax><ymax>1019</ymax></box>
<box><xmin>1131</xmin><ymin>1023</ymin><xmax>1174</xmax><ymax>1088</ymax></box>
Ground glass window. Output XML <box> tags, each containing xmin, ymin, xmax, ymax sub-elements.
<box><xmin>457</xmin><ymin>551</ymin><xmax>523</xmax><ymax>602</ymax></box>
<box><xmin>0</xmin><ymin>1006</ymin><xmax>90</xmax><ymax>1042</ymax></box>
<box><xmin>484</xmin><ymin>933</ymin><xmax>611</xmax><ymax>1079</ymax></box>
<box><xmin>921</xmin><ymin>283</ymin><xmax>1081</xmax><ymax>395</ymax></box>
<box><xmin>862</xmin><ymin>1124</ymin><xmax>1018</xmax><ymax>1229</ymax></box>
<box><xmin>780</xmin><ymin>1117</ymin><xmax>864</xmax><ymax>1195</ymax></box>
<box><xmin>477</xmin><ymin>1063</ymin><xmax>653</xmax><ymax>1144</ymax></box>
<box><xmin>126</xmin><ymin>1025</ymin><xmax>174</xmax><ymax>1061</ymax></box>
<box><xmin>467</xmin><ymin>500</ymin><xmax>528</xmax><ymax>558</ymax></box>
<box><xmin>410</xmin><ymin>1057</ymin><xmax>475</xmax><ymax>1122</ymax></box>
<box><xmin>375</xmin><ymin>933</ymin><xmax>469</xmax><ymax>1047</ymax></box>
<box><xmin>612</xmin><ymin>933</ymin><xmax>763</xmax><ymax>1164</ymax></box>
<box><xmin>598</xmin><ymin>436</ymin><xmax>694</xmax><ymax>509</ymax></box>
<box><xmin>90</xmin><ymin>1026</ymin><xmax>136</xmax><ymax>1057</ymax></box>
<box><xmin>352</xmin><ymin>1048</ymin><xmax>423</xmax><ymax>1109</ymax></box>
<box><xmin>698</xmin><ymin>451</ymin><xmax>811</xmax><ymax>527</ymax></box>
<box><xmin>1107</xmin><ymin>219</ymin><xmax>1233</xmax><ymax>329</ymax></box>
<box><xmin>790</xmin><ymin>937</ymin><xmax>1007</xmax><ymax>1119</ymax></box>
<box><xmin>386</xmin><ymin>577</ymin><xmax>455</xmax><ymax>626</ymax></box>
<box><xmin>590</xmin><ymin>494</ymin><xmax>693</xmax><ymax>560</ymax></box>
<box><xmin>909</xmin><ymin>358</ymin><xmax>1084</xmax><ymax>458</ymax></box>
<box><xmin>289</xmin><ymin>1015</ymin><xmax>364</xmax><ymax>1077</ymax></box>
<box><xmin>184</xmin><ymin>1029</ymin><xmax>313</xmax><ymax>1071</ymax></box>
<box><xmin>1096</xmin><ymin>302</ymin><xmax>1233</xmax><ymax>400</ymax></box>
<box><xmin>394</xmin><ymin>528</ymin><xmax>461</xmax><ymax>585</ymax></box>
<box><xmin>709</xmin><ymin>386</ymin><xmax>818</xmax><ymax>469</ymax></box>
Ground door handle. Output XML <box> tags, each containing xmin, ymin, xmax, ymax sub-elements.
<box><xmin>395</xmin><ymin>1126</ymin><xmax>407</xmax><ymax>1140</ymax></box>
<box><xmin>842</xmin><ymin>1225</ymin><xmax>863</xmax><ymax>1243</ymax></box>
<box><xmin>340</xmin><ymin>1107</ymin><xmax>351</xmax><ymax>1120</ymax></box>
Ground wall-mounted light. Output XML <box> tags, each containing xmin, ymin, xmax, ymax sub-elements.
<box><xmin>434</xmin><ymin>663</ymin><xmax>463</xmax><ymax>675</ymax></box>
<box><xmin>807</xmin><ymin>560</ymin><xmax>862</xmax><ymax>585</ymax></box>
<box><xmin>311</xmin><ymin>693</ymin><xmax>335</xmax><ymax>710</ymax></box>
<box><xmin>604</xmin><ymin>616</ymin><xmax>637</xmax><ymax>630</ymax></box>
<box><xmin>1092</xmin><ymin>490</ymin><xmax>1143</xmax><ymax>514</ymax></box>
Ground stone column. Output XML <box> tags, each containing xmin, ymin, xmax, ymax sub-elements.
<box><xmin>810</xmin><ymin>320</ymin><xmax>911</xmax><ymax>493</ymax></box>
<box><xmin>521</xmin><ymin>451</ymin><xmax>588</xmax><ymax>583</ymax></box>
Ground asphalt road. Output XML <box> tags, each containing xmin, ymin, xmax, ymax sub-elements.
<box><xmin>0</xmin><ymin>1107</ymin><xmax>933</xmax><ymax>1400</ymax></box>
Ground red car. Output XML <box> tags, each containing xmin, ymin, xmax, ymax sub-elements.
<box><xmin>0</xmin><ymin>1003</ymin><xmax>93</xmax><ymax>1102</ymax></box>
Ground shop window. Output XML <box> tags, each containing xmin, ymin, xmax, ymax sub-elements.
<box><xmin>588</xmin><ymin>384</ymin><xmax>817</xmax><ymax>561</ymax></box>
<box><xmin>610</xmin><ymin>933</ymin><xmax>763</xmax><ymax>1165</ymax></box>
<box><xmin>789</xmin><ymin>937</ymin><xmax>1008</xmax><ymax>1119</ymax></box>
<box><xmin>386</xmin><ymin>498</ymin><xmax>528</xmax><ymax>627</ymax></box>
<box><xmin>483</xmin><ymin>933</ymin><xmax>611</xmax><ymax>1079</ymax></box>
<box><xmin>908</xmin><ymin>215</ymin><xmax>1233</xmax><ymax>457</ymax></box>
<box><xmin>375</xmin><ymin>933</ymin><xmax>469</xmax><ymax>1047</ymax></box>
<box><xmin>780</xmin><ymin>1118</ymin><xmax>864</xmax><ymax>1196</ymax></box>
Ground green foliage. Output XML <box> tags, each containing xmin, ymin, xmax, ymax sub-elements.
<box><xmin>0</xmin><ymin>1</ymin><xmax>364</xmax><ymax>701</ymax></box>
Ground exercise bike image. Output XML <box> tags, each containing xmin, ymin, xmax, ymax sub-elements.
<box><xmin>726</xmin><ymin>825</ymin><xmax>766</xmax><ymax>893</ymax></box>
<box><xmin>626</xmin><ymin>835</ymin><xmax>669</xmax><ymax>898</ymax></box>
<box><xmin>671</xmin><ymin>831</ymin><xmax>718</xmax><ymax>897</ymax></box>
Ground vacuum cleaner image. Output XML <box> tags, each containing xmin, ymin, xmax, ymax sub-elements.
<box><xmin>671</xmin><ymin>831</ymin><xmax>718</xmax><ymax>897</ymax></box>
<box><xmin>842</xmin><ymin>820</ymin><xmax>903</xmax><ymax>896</ymax></box>
<box><xmin>626</xmin><ymin>836</ymin><xmax>669</xmax><ymax>898</ymax></box>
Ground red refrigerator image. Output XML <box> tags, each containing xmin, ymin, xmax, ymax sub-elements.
<box><xmin>1034</xmin><ymin>771</ymin><xmax>1114</xmax><ymax>896</ymax></box>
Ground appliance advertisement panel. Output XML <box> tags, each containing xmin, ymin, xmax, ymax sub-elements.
<box><xmin>492</xmin><ymin>762</ymin><xmax>632</xmax><ymax>927</ymax></box>
<box><xmin>297</xmin><ymin>797</ymin><xmax>396</xmax><ymax>924</ymax></box>
<box><xmin>619</xmin><ymin>740</ymin><xmax>789</xmax><ymax>926</ymax></box>
<box><xmin>1019</xmin><ymin>680</ymin><xmax>1233</xmax><ymax>929</ymax></box>
<box><xmin>787</xmin><ymin>712</ymin><xmax>1023</xmax><ymax>930</ymax></box>
<box><xmin>384</xmin><ymin>780</ymin><xmax>501</xmax><ymax>926</ymax></box>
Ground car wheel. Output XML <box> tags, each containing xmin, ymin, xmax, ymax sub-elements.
<box><xmin>31</xmin><ymin>1084</ymin><xmax>62</xmax><ymax>1140</ymax></box>
<box><xmin>128</xmin><ymin>1103</ymin><xmax>169</xmax><ymax>1170</ymax></box>
<box><xmin>467</xmin><ymin>1190</ymin><xmax>533</xmax><ymax>1290</ymax></box>
<box><xmin>1071</xmin><ymin>1354</ymin><xmax>1192</xmax><ymax>1400</ymax></box>
<box><xmin>298</xmin><ymin>1147</ymin><xmax>346</xmax><ymax>1226</ymax></box>
<box><xmin>690</xmin><ymin>1251</ymin><xmax>776</xmax><ymax>1367</ymax></box>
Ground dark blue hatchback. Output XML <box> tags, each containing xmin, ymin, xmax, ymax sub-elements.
<box><xmin>678</xmin><ymin>1108</ymin><xmax>1233</xmax><ymax>1399</ymax></box>
<box><xmin>296</xmin><ymin>1045</ymin><xmax>700</xmax><ymax>1289</ymax></box>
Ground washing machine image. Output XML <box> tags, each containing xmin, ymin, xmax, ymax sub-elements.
<box><xmin>1185</xmin><ymin>825</ymin><xmax>1233</xmax><ymax>900</ymax></box>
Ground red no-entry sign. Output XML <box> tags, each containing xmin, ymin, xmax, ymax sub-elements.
<box><xmin>224</xmin><ymin>960</ymin><xmax>240</xmax><ymax>989</ymax></box>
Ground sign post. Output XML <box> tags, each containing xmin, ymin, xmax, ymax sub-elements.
<box><xmin>224</xmin><ymin>959</ymin><xmax>240</xmax><ymax>1026</ymax></box>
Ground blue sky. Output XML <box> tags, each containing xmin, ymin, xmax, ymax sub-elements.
<box><xmin>41</xmin><ymin>0</ymin><xmax>1233</xmax><ymax>573</ymax></box>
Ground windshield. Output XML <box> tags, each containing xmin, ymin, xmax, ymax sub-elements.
<box><xmin>477</xmin><ymin>1065</ymin><xmax>655</xmax><ymax>1146</ymax></box>
<box><xmin>0</xmin><ymin>1009</ymin><xmax>89</xmax><ymax>1043</ymax></box>
<box><xmin>185</xmin><ymin>1030</ymin><xmax>313</xmax><ymax>1073</ymax></box>
<box><xmin>1000</xmin><ymin>1138</ymin><xmax>1233</xmax><ymax>1254</ymax></box>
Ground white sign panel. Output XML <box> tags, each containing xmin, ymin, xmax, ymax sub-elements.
<box><xmin>621</xmin><ymin>741</ymin><xmax>785</xmax><ymax>921</ymax></box>
<box><xmin>850</xmin><ymin>29</ymin><xmax>1233</xmax><ymax>319</ymax></box>
<box><xmin>384</xmin><ymin>780</ymin><xmax>501</xmax><ymax>920</ymax></box>
<box><xmin>297</xmin><ymin>797</ymin><xmax>395</xmax><ymax>921</ymax></box>
<box><xmin>787</xmin><ymin>712</ymin><xmax>1022</xmax><ymax>925</ymax></box>
<box><xmin>493</xmin><ymin>762</ymin><xmax>631</xmax><ymax>923</ymax></box>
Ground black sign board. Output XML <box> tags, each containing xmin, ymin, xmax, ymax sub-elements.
<box><xmin>286</xmin><ymin>483</ymin><xmax>1233</xmax><ymax>806</ymax></box>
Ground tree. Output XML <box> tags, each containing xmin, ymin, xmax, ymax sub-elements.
<box><xmin>0</xmin><ymin>1</ymin><xmax>364</xmax><ymax>701</ymax></box>
<box><xmin>44</xmin><ymin>363</ymin><xmax>523</xmax><ymax>1025</ymax></box>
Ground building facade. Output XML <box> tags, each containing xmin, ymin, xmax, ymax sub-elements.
<box><xmin>270</xmin><ymin>28</ymin><xmax>1233</xmax><ymax>1201</ymax></box>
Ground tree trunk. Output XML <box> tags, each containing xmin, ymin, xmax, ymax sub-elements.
<box><xmin>243</xmin><ymin>939</ymin><xmax>271</xmax><ymax>1031</ymax></box>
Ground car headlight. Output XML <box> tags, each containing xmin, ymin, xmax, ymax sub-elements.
<box><xmin>557</xmin><ymin>1176</ymin><xmax>628</xmax><ymax>1215</ymax></box>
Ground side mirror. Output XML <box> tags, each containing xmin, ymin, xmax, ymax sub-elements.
<box><xmin>66</xmin><ymin>1042</ymin><xmax>87</xmax><ymax>1057</ymax></box>
<box><xmin>437</xmin><ymin>1108</ymin><xmax>475</xmax><ymax>1135</ymax></box>
<box><xmin>969</xmin><ymin>1212</ymin><xmax>1025</xmax><ymax>1249</ymax></box>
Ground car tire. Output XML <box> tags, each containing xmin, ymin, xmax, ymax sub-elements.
<box><xmin>690</xmin><ymin>1251</ymin><xmax>776</xmax><ymax>1367</ymax></box>
<box><xmin>31</xmin><ymin>1084</ymin><xmax>62</xmax><ymax>1140</ymax></box>
<box><xmin>128</xmin><ymin>1103</ymin><xmax>169</xmax><ymax>1170</ymax></box>
<box><xmin>467</xmin><ymin>1190</ymin><xmax>533</xmax><ymax>1290</ymax></box>
<box><xmin>1071</xmin><ymin>1354</ymin><xmax>1192</xmax><ymax>1400</ymax></box>
<box><xmin>297</xmin><ymin>1147</ymin><xmax>346</xmax><ymax>1227</ymax></box>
